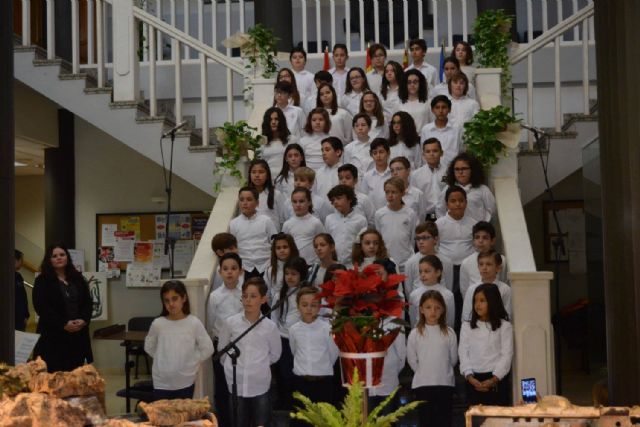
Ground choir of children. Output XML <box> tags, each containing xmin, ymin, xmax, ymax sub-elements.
<box><xmin>147</xmin><ymin>40</ymin><xmax>513</xmax><ymax>427</ymax></box>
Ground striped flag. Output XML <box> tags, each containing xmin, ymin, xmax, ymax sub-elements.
<box><xmin>365</xmin><ymin>43</ymin><xmax>372</xmax><ymax>72</ymax></box>
<box><xmin>402</xmin><ymin>42</ymin><xmax>409</xmax><ymax>69</ymax></box>
<box><xmin>323</xmin><ymin>46</ymin><xmax>330</xmax><ymax>71</ymax></box>
<box><xmin>439</xmin><ymin>40</ymin><xmax>446</xmax><ymax>82</ymax></box>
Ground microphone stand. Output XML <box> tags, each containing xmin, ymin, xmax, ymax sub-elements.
<box><xmin>160</xmin><ymin>129</ymin><xmax>177</xmax><ymax>278</ymax></box>
<box><xmin>213</xmin><ymin>286</ymin><xmax>301</xmax><ymax>427</ymax></box>
<box><xmin>527</xmin><ymin>126</ymin><xmax>566</xmax><ymax>394</ymax></box>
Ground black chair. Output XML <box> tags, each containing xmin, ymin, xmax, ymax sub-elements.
<box><xmin>128</xmin><ymin>317</ymin><xmax>155</xmax><ymax>379</ymax></box>
<box><xmin>116</xmin><ymin>379</ymin><xmax>156</xmax><ymax>411</ymax></box>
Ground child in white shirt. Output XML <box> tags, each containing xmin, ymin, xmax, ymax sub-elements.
<box><xmin>209</xmin><ymin>233</ymin><xmax>242</xmax><ymax>291</ymax></box>
<box><xmin>337</xmin><ymin>163</ymin><xmax>376</xmax><ymax>227</ymax></box>
<box><xmin>411</xmin><ymin>138</ymin><xmax>448</xmax><ymax>218</ymax></box>
<box><xmin>275</xmin><ymin>143</ymin><xmax>306</xmax><ymax>199</ymax></box>
<box><xmin>390</xmin><ymin>156</ymin><xmax>427</xmax><ymax>220</ymax></box>
<box><xmin>282</xmin><ymin>188</ymin><xmax>326</xmax><ymax>263</ymax></box>
<box><xmin>325</xmin><ymin>184</ymin><xmax>368</xmax><ymax>266</ymax></box>
<box><xmin>459</xmin><ymin>283</ymin><xmax>513</xmax><ymax>407</ymax></box>
<box><xmin>408</xmin><ymin>255</ymin><xmax>455</xmax><ymax>328</ymax></box>
<box><xmin>264</xmin><ymin>233</ymin><xmax>300</xmax><ymax>304</ymax></box>
<box><xmin>461</xmin><ymin>250</ymin><xmax>512</xmax><ymax>322</ymax></box>
<box><xmin>248</xmin><ymin>159</ymin><xmax>287</xmax><ymax>230</ymax></box>
<box><xmin>404</xmin><ymin>221</ymin><xmax>454</xmax><ymax>292</ymax></box>
<box><xmin>406</xmin><ymin>38</ymin><xmax>437</xmax><ymax>89</ymax></box>
<box><xmin>374</xmin><ymin>177</ymin><xmax>418</xmax><ymax>269</ymax></box>
<box><xmin>328</xmin><ymin>43</ymin><xmax>350</xmax><ymax>98</ymax></box>
<box><xmin>274</xmin><ymin>80</ymin><xmax>305</xmax><ymax>138</ymax></box>
<box><xmin>358</xmin><ymin>91</ymin><xmax>389</xmax><ymax>140</ymax></box>
<box><xmin>362</xmin><ymin>138</ymin><xmax>392</xmax><ymax>210</ymax></box>
<box><xmin>448</xmin><ymin>72</ymin><xmax>480</xmax><ymax>129</ymax></box>
<box><xmin>435</xmin><ymin>186</ymin><xmax>476</xmax><ymax>266</ymax></box>
<box><xmin>283</xmin><ymin>167</ymin><xmax>332</xmax><ymax>223</ymax></box>
<box><xmin>314</xmin><ymin>137</ymin><xmax>343</xmax><ymax>199</ymax></box>
<box><xmin>260</xmin><ymin>106</ymin><xmax>296</xmax><ymax>176</ymax></box>
<box><xmin>307</xmin><ymin>233</ymin><xmax>339</xmax><ymax>286</ymax></box>
<box><xmin>420</xmin><ymin>96</ymin><xmax>463</xmax><ymax>168</ymax></box>
<box><xmin>340</xmin><ymin>67</ymin><xmax>371</xmax><ymax>116</ymax></box>
<box><xmin>229</xmin><ymin>187</ymin><xmax>278</xmax><ymax>276</ymax></box>
<box><xmin>399</xmin><ymin>69</ymin><xmax>432</xmax><ymax>131</ymax></box>
<box><xmin>289</xmin><ymin>47</ymin><xmax>316</xmax><ymax>100</ymax></box>
<box><xmin>407</xmin><ymin>290</ymin><xmax>458</xmax><ymax>427</ymax></box>
<box><xmin>218</xmin><ymin>278</ymin><xmax>282</xmax><ymax>426</ymax></box>
<box><xmin>351</xmin><ymin>228</ymin><xmax>395</xmax><ymax>270</ymax></box>
<box><xmin>388</xmin><ymin>111</ymin><xmax>423</xmax><ymax>169</ymax></box>
<box><xmin>343</xmin><ymin>113</ymin><xmax>373</xmax><ymax>181</ymax></box>
<box><xmin>289</xmin><ymin>287</ymin><xmax>339</xmax><ymax>408</ymax></box>
<box><xmin>145</xmin><ymin>280</ymin><xmax>214</xmax><ymax>400</ymax></box>
<box><xmin>317</xmin><ymin>83</ymin><xmax>353</xmax><ymax>143</ymax></box>
<box><xmin>299</xmin><ymin>108</ymin><xmax>331</xmax><ymax>171</ymax></box>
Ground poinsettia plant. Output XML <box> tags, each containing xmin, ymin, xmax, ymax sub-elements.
<box><xmin>318</xmin><ymin>264</ymin><xmax>407</xmax><ymax>386</ymax></box>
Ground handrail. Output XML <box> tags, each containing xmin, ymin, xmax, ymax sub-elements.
<box><xmin>22</xmin><ymin>260</ymin><xmax>39</xmax><ymax>273</ymax></box>
<box><xmin>131</xmin><ymin>6</ymin><xmax>247</xmax><ymax>76</ymax></box>
<box><xmin>510</xmin><ymin>2</ymin><xmax>594</xmax><ymax>64</ymax></box>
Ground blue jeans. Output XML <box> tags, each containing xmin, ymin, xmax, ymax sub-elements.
<box><xmin>153</xmin><ymin>384</ymin><xmax>195</xmax><ymax>400</ymax></box>
<box><xmin>231</xmin><ymin>391</ymin><xmax>271</xmax><ymax>427</ymax></box>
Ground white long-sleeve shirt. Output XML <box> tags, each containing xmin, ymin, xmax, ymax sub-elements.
<box><xmin>145</xmin><ymin>315</ymin><xmax>214</xmax><ymax>391</ymax></box>
<box><xmin>374</xmin><ymin>205</ymin><xmax>418</xmax><ymax>267</ymax></box>
<box><xmin>279</xmin><ymin>104</ymin><xmax>306</xmax><ymax>138</ymax></box>
<box><xmin>459</xmin><ymin>320</ymin><xmax>513</xmax><ymax>380</ymax></box>
<box><xmin>381</xmin><ymin>88</ymin><xmax>401</xmax><ymax>121</ymax></box>
<box><xmin>229</xmin><ymin>213</ymin><xmax>278</xmax><ymax>273</ymax></box>
<box><xmin>292</xmin><ymin>69</ymin><xmax>316</xmax><ymax>100</ymax></box>
<box><xmin>328</xmin><ymin>108</ymin><xmax>353</xmax><ymax>144</ymax></box>
<box><xmin>390</xmin><ymin>141</ymin><xmax>422</xmax><ymax>170</ymax></box>
<box><xmin>218</xmin><ymin>313</ymin><xmax>282</xmax><ymax>397</ymax></box>
<box><xmin>264</xmin><ymin>259</ymin><xmax>285</xmax><ymax>304</ymax></box>
<box><xmin>409</xmin><ymin>283</ymin><xmax>456</xmax><ymax>328</ymax></box>
<box><xmin>436</xmin><ymin>183</ymin><xmax>496</xmax><ymax>223</ymax></box>
<box><xmin>343</xmin><ymin>139</ymin><xmax>373</xmax><ymax>182</ymax></box>
<box><xmin>300</xmin><ymin>132</ymin><xmax>331</xmax><ymax>172</ymax></box>
<box><xmin>399</xmin><ymin>100</ymin><xmax>432</xmax><ymax>132</ymax></box>
<box><xmin>419</xmin><ymin>122</ymin><xmax>463</xmax><ymax>169</ymax></box>
<box><xmin>406</xmin><ymin>62</ymin><xmax>438</xmax><ymax>90</ymax></box>
<box><xmin>362</xmin><ymin>168</ymin><xmax>392</xmax><ymax>210</ymax></box>
<box><xmin>289</xmin><ymin>318</ymin><xmax>339</xmax><ymax>376</ymax></box>
<box><xmin>459</xmin><ymin>252</ymin><xmax>509</xmax><ymax>299</ymax></box>
<box><xmin>271</xmin><ymin>286</ymin><xmax>303</xmax><ymax>338</ymax></box>
<box><xmin>206</xmin><ymin>284</ymin><xmax>243</xmax><ymax>339</ymax></box>
<box><xmin>261</xmin><ymin>139</ymin><xmax>288</xmax><ymax>177</ymax></box>
<box><xmin>404</xmin><ymin>185</ymin><xmax>427</xmax><ymax>220</ymax></box>
<box><xmin>411</xmin><ymin>163</ymin><xmax>447</xmax><ymax>215</ymax></box>
<box><xmin>325</xmin><ymin>210</ymin><xmax>368</xmax><ymax>265</ymax></box>
<box><xmin>284</xmin><ymin>193</ymin><xmax>332</xmax><ymax>224</ymax></box>
<box><xmin>354</xmin><ymin>190</ymin><xmax>376</xmax><ymax>228</ymax></box>
<box><xmin>449</xmin><ymin>96</ymin><xmax>480</xmax><ymax>129</ymax></box>
<box><xmin>257</xmin><ymin>188</ymin><xmax>287</xmax><ymax>231</ymax></box>
<box><xmin>404</xmin><ymin>251</ymin><xmax>454</xmax><ymax>293</ymax></box>
<box><xmin>282</xmin><ymin>214</ymin><xmax>326</xmax><ymax>263</ymax></box>
<box><xmin>462</xmin><ymin>280</ymin><xmax>512</xmax><ymax>323</ymax></box>
<box><xmin>314</xmin><ymin>163</ymin><xmax>341</xmax><ymax>199</ymax></box>
<box><xmin>435</xmin><ymin>213</ymin><xmax>476</xmax><ymax>265</ymax></box>
<box><xmin>407</xmin><ymin>324</ymin><xmax>458</xmax><ymax>388</ymax></box>
<box><xmin>340</xmin><ymin>91</ymin><xmax>364</xmax><ymax>117</ymax></box>
<box><xmin>329</xmin><ymin>67</ymin><xmax>350</xmax><ymax>98</ymax></box>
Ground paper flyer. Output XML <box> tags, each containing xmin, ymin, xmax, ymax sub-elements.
<box><xmin>192</xmin><ymin>217</ymin><xmax>207</xmax><ymax>241</ymax></box>
<box><xmin>84</xmin><ymin>272</ymin><xmax>108</xmax><ymax>321</ymax></box>
<box><xmin>134</xmin><ymin>241</ymin><xmax>154</xmax><ymax>264</ymax></box>
<box><xmin>173</xmin><ymin>240</ymin><xmax>195</xmax><ymax>276</ymax></box>
<box><xmin>126</xmin><ymin>264</ymin><xmax>161</xmax><ymax>287</ymax></box>
<box><xmin>120</xmin><ymin>216</ymin><xmax>141</xmax><ymax>240</ymax></box>
<box><xmin>68</xmin><ymin>249</ymin><xmax>85</xmax><ymax>272</ymax></box>
<box><xmin>153</xmin><ymin>240</ymin><xmax>170</xmax><ymax>269</ymax></box>
<box><xmin>101</xmin><ymin>224</ymin><xmax>118</xmax><ymax>246</ymax></box>
<box><xmin>98</xmin><ymin>246</ymin><xmax>120</xmax><ymax>278</ymax></box>
<box><xmin>155</xmin><ymin>214</ymin><xmax>167</xmax><ymax>240</ymax></box>
<box><xmin>114</xmin><ymin>231</ymin><xmax>135</xmax><ymax>262</ymax></box>
<box><xmin>15</xmin><ymin>331</ymin><xmax>40</xmax><ymax>365</ymax></box>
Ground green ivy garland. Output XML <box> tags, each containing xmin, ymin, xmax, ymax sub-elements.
<box><xmin>244</xmin><ymin>24</ymin><xmax>279</xmax><ymax>79</ymax></box>
<box><xmin>213</xmin><ymin>121</ymin><xmax>262</xmax><ymax>193</ymax></box>
<box><xmin>473</xmin><ymin>9</ymin><xmax>513</xmax><ymax>98</ymax></box>
<box><xmin>463</xmin><ymin>106</ymin><xmax>520</xmax><ymax>169</ymax></box>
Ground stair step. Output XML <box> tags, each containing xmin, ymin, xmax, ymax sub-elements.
<box><xmin>84</xmin><ymin>87</ymin><xmax>113</xmax><ymax>95</ymax></box>
<box><xmin>561</xmin><ymin>112</ymin><xmax>598</xmax><ymax>132</ymax></box>
<box><xmin>58</xmin><ymin>73</ymin><xmax>91</xmax><ymax>81</ymax></box>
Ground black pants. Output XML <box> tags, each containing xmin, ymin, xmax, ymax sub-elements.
<box><xmin>231</xmin><ymin>391</ymin><xmax>271</xmax><ymax>427</ymax></box>
<box><xmin>465</xmin><ymin>372</ymin><xmax>510</xmax><ymax>406</ymax></box>
<box><xmin>414</xmin><ymin>385</ymin><xmax>454</xmax><ymax>427</ymax></box>
<box><xmin>453</xmin><ymin>265</ymin><xmax>462</xmax><ymax>337</ymax></box>
<box><xmin>213</xmin><ymin>357</ymin><xmax>230</xmax><ymax>427</ymax></box>
<box><xmin>276</xmin><ymin>337</ymin><xmax>294</xmax><ymax>409</ymax></box>
<box><xmin>291</xmin><ymin>375</ymin><xmax>334</xmax><ymax>427</ymax></box>
<box><xmin>153</xmin><ymin>384</ymin><xmax>194</xmax><ymax>400</ymax></box>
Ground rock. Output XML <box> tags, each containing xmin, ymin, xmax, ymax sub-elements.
<box><xmin>0</xmin><ymin>359</ymin><xmax>48</xmax><ymax>398</ymax></box>
<box><xmin>29</xmin><ymin>364</ymin><xmax>105</xmax><ymax>398</ymax></box>
<box><xmin>100</xmin><ymin>419</ymin><xmax>139</xmax><ymax>427</ymax></box>
<box><xmin>65</xmin><ymin>395</ymin><xmax>106</xmax><ymax>425</ymax></box>
<box><xmin>0</xmin><ymin>416</ymin><xmax>32</xmax><ymax>427</ymax></box>
<box><xmin>139</xmin><ymin>398</ymin><xmax>211</xmax><ymax>426</ymax></box>
<box><xmin>0</xmin><ymin>392</ymin><xmax>85</xmax><ymax>427</ymax></box>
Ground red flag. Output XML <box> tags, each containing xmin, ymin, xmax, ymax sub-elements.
<box><xmin>402</xmin><ymin>42</ymin><xmax>409</xmax><ymax>69</ymax></box>
<box><xmin>323</xmin><ymin>46</ymin><xmax>330</xmax><ymax>71</ymax></box>
<box><xmin>365</xmin><ymin>43</ymin><xmax>372</xmax><ymax>72</ymax></box>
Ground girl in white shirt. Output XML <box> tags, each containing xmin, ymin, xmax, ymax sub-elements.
<box><xmin>430</xmin><ymin>57</ymin><xmax>477</xmax><ymax>100</ymax></box>
<box><xmin>317</xmin><ymin>83</ymin><xmax>353</xmax><ymax>144</ymax></box>
<box><xmin>408</xmin><ymin>255</ymin><xmax>455</xmax><ymax>328</ymax></box>
<box><xmin>260</xmin><ymin>107</ymin><xmax>296</xmax><ymax>177</ymax></box>
<box><xmin>380</xmin><ymin>61</ymin><xmax>403</xmax><ymax>121</ymax></box>
<box><xmin>407</xmin><ymin>290</ymin><xmax>458</xmax><ymax>427</ymax></box>
<box><xmin>299</xmin><ymin>108</ymin><xmax>331</xmax><ymax>171</ymax></box>
<box><xmin>358</xmin><ymin>91</ymin><xmax>389</xmax><ymax>140</ymax></box>
<box><xmin>340</xmin><ymin>67</ymin><xmax>371</xmax><ymax>116</ymax></box>
<box><xmin>448</xmin><ymin>72</ymin><xmax>480</xmax><ymax>129</ymax></box>
<box><xmin>276</xmin><ymin>67</ymin><xmax>302</xmax><ymax>106</ymax></box>
<box><xmin>399</xmin><ymin>69</ymin><xmax>432</xmax><ymax>131</ymax></box>
<box><xmin>282</xmin><ymin>188</ymin><xmax>326</xmax><ymax>263</ymax></box>
<box><xmin>452</xmin><ymin>41</ymin><xmax>476</xmax><ymax>84</ymax></box>
<box><xmin>248</xmin><ymin>159</ymin><xmax>286</xmax><ymax>230</ymax></box>
<box><xmin>307</xmin><ymin>233</ymin><xmax>338</xmax><ymax>286</ymax></box>
<box><xmin>436</xmin><ymin>152</ymin><xmax>496</xmax><ymax>222</ymax></box>
<box><xmin>265</xmin><ymin>233</ymin><xmax>300</xmax><ymax>304</ymax></box>
<box><xmin>271</xmin><ymin>257</ymin><xmax>311</xmax><ymax>409</ymax></box>
<box><xmin>275</xmin><ymin>143</ymin><xmax>306</xmax><ymax>199</ymax></box>
<box><xmin>351</xmin><ymin>228</ymin><xmax>391</xmax><ymax>269</ymax></box>
<box><xmin>145</xmin><ymin>280</ymin><xmax>214</xmax><ymax>400</ymax></box>
<box><xmin>388</xmin><ymin>111</ymin><xmax>422</xmax><ymax>169</ymax></box>
<box><xmin>459</xmin><ymin>283</ymin><xmax>513</xmax><ymax>407</ymax></box>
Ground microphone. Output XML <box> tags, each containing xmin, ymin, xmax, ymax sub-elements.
<box><xmin>162</xmin><ymin>120</ymin><xmax>189</xmax><ymax>138</ymax></box>
<box><xmin>520</xmin><ymin>123</ymin><xmax>548</xmax><ymax>136</ymax></box>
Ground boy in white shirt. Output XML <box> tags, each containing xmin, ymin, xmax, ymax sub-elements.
<box><xmin>404</xmin><ymin>221</ymin><xmax>455</xmax><ymax>292</ymax></box>
<box><xmin>461</xmin><ymin>250</ymin><xmax>512</xmax><ymax>322</ymax></box>
<box><xmin>390</xmin><ymin>156</ymin><xmax>427</xmax><ymax>220</ymax></box>
<box><xmin>289</xmin><ymin>47</ymin><xmax>316</xmax><ymax>100</ymax></box>
<box><xmin>289</xmin><ymin>287</ymin><xmax>339</xmax><ymax>408</ymax></box>
<box><xmin>366</xmin><ymin>43</ymin><xmax>387</xmax><ymax>93</ymax></box>
<box><xmin>459</xmin><ymin>221</ymin><xmax>509</xmax><ymax>300</ymax></box>
<box><xmin>411</xmin><ymin>138</ymin><xmax>448</xmax><ymax>220</ymax></box>
<box><xmin>314</xmin><ymin>137</ymin><xmax>343</xmax><ymax>198</ymax></box>
<box><xmin>217</xmin><ymin>278</ymin><xmax>281</xmax><ymax>427</ymax></box>
<box><xmin>274</xmin><ymin>81</ymin><xmax>305</xmax><ymax>138</ymax></box>
<box><xmin>343</xmin><ymin>113</ymin><xmax>373</xmax><ymax>182</ymax></box>
<box><xmin>325</xmin><ymin>184</ymin><xmax>368</xmax><ymax>265</ymax></box>
<box><xmin>283</xmin><ymin>167</ymin><xmax>333</xmax><ymax>223</ymax></box>
<box><xmin>303</xmin><ymin>70</ymin><xmax>333</xmax><ymax>115</ymax></box>
<box><xmin>420</xmin><ymin>95</ymin><xmax>463</xmax><ymax>168</ymax></box>
<box><xmin>406</xmin><ymin>38</ymin><xmax>437</xmax><ymax>90</ymax></box>
<box><xmin>209</xmin><ymin>233</ymin><xmax>243</xmax><ymax>291</ymax></box>
<box><xmin>362</xmin><ymin>138</ymin><xmax>393</xmax><ymax>210</ymax></box>
<box><xmin>328</xmin><ymin>43</ymin><xmax>350</xmax><ymax>97</ymax></box>
<box><xmin>337</xmin><ymin>163</ymin><xmax>376</xmax><ymax>227</ymax></box>
<box><xmin>206</xmin><ymin>252</ymin><xmax>243</xmax><ymax>427</ymax></box>
<box><xmin>229</xmin><ymin>187</ymin><xmax>278</xmax><ymax>278</ymax></box>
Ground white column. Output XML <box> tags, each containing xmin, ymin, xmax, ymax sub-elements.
<box><xmin>71</xmin><ymin>0</ymin><xmax>79</xmax><ymax>73</ymax></box>
<box><xmin>22</xmin><ymin>0</ymin><xmax>31</xmax><ymax>46</ymax></box>
<box><xmin>112</xmin><ymin>0</ymin><xmax>140</xmax><ymax>102</ymax></box>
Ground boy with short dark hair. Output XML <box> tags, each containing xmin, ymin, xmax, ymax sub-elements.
<box><xmin>337</xmin><ymin>163</ymin><xmax>376</xmax><ymax>227</ymax></box>
<box><xmin>274</xmin><ymin>81</ymin><xmax>305</xmax><ymax>138</ymax></box>
<box><xmin>325</xmin><ymin>184</ymin><xmax>367</xmax><ymax>265</ymax></box>
<box><xmin>303</xmin><ymin>70</ymin><xmax>334</xmax><ymax>115</ymax></box>
<box><xmin>366</xmin><ymin>43</ymin><xmax>387</xmax><ymax>93</ymax></box>
<box><xmin>362</xmin><ymin>138</ymin><xmax>392</xmax><ymax>210</ymax></box>
<box><xmin>284</xmin><ymin>167</ymin><xmax>332</xmax><ymax>223</ymax></box>
<box><xmin>406</xmin><ymin>38</ymin><xmax>437</xmax><ymax>90</ymax></box>
<box><xmin>328</xmin><ymin>43</ymin><xmax>350</xmax><ymax>97</ymax></box>
<box><xmin>314</xmin><ymin>137</ymin><xmax>344</xmax><ymax>198</ymax></box>
<box><xmin>461</xmin><ymin>250</ymin><xmax>512</xmax><ymax>322</ymax></box>
<box><xmin>289</xmin><ymin>46</ymin><xmax>315</xmax><ymax>100</ymax></box>
<box><xmin>390</xmin><ymin>155</ymin><xmax>427</xmax><ymax>219</ymax></box>
<box><xmin>210</xmin><ymin>233</ymin><xmax>242</xmax><ymax>290</ymax></box>
<box><xmin>420</xmin><ymin>95</ymin><xmax>462</xmax><ymax>167</ymax></box>
<box><xmin>411</xmin><ymin>138</ymin><xmax>448</xmax><ymax>220</ymax></box>
<box><xmin>404</xmin><ymin>221</ymin><xmax>454</xmax><ymax>292</ymax></box>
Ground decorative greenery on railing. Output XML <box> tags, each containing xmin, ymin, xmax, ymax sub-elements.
<box><xmin>213</xmin><ymin>121</ymin><xmax>262</xmax><ymax>193</ymax></box>
<box><xmin>244</xmin><ymin>24</ymin><xmax>279</xmax><ymax>79</ymax></box>
<box><xmin>473</xmin><ymin>9</ymin><xmax>513</xmax><ymax>98</ymax></box>
<box><xmin>463</xmin><ymin>106</ymin><xmax>520</xmax><ymax>169</ymax></box>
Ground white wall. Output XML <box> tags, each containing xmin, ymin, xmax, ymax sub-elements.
<box><xmin>73</xmin><ymin>117</ymin><xmax>215</xmax><ymax>373</ymax></box>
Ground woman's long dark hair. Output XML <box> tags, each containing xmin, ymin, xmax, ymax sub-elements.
<box><xmin>40</xmin><ymin>243</ymin><xmax>84</xmax><ymax>282</ymax></box>
<box><xmin>345</xmin><ymin>67</ymin><xmax>371</xmax><ymax>94</ymax></box>
<box><xmin>470</xmin><ymin>283</ymin><xmax>509</xmax><ymax>330</ymax></box>
<box><xmin>387</xmin><ymin>111</ymin><xmax>419</xmax><ymax>148</ymax></box>
<box><xmin>261</xmin><ymin>107</ymin><xmax>291</xmax><ymax>143</ymax></box>
<box><xmin>279</xmin><ymin>257</ymin><xmax>310</xmax><ymax>322</ymax></box>
<box><xmin>381</xmin><ymin>61</ymin><xmax>404</xmax><ymax>100</ymax></box>
<box><xmin>275</xmin><ymin>143</ymin><xmax>306</xmax><ymax>185</ymax></box>
<box><xmin>248</xmin><ymin>159</ymin><xmax>276</xmax><ymax>210</ymax></box>
<box><xmin>444</xmin><ymin>152</ymin><xmax>486</xmax><ymax>187</ymax></box>
<box><xmin>276</xmin><ymin>67</ymin><xmax>301</xmax><ymax>106</ymax></box>
<box><xmin>399</xmin><ymin>69</ymin><xmax>428</xmax><ymax>103</ymax></box>
<box><xmin>160</xmin><ymin>280</ymin><xmax>191</xmax><ymax>316</ymax></box>
<box><xmin>316</xmin><ymin>83</ymin><xmax>339</xmax><ymax>115</ymax></box>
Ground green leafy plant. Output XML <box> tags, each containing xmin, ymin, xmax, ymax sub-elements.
<box><xmin>463</xmin><ymin>105</ymin><xmax>520</xmax><ymax>168</ymax></box>
<box><xmin>244</xmin><ymin>24</ymin><xmax>279</xmax><ymax>79</ymax></box>
<box><xmin>213</xmin><ymin>121</ymin><xmax>263</xmax><ymax>193</ymax></box>
<box><xmin>473</xmin><ymin>9</ymin><xmax>513</xmax><ymax>97</ymax></box>
<box><xmin>290</xmin><ymin>368</ymin><xmax>422</xmax><ymax>427</ymax></box>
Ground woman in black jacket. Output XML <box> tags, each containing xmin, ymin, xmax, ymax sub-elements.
<box><xmin>33</xmin><ymin>243</ymin><xmax>93</xmax><ymax>372</ymax></box>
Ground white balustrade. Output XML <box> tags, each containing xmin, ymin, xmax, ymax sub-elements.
<box><xmin>21</xmin><ymin>0</ymin><xmax>31</xmax><ymax>46</ymax></box>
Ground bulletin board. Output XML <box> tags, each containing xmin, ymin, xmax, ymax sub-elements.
<box><xmin>95</xmin><ymin>211</ymin><xmax>210</xmax><ymax>275</ymax></box>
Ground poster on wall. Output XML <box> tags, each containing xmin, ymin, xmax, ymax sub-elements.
<box><xmin>173</xmin><ymin>240</ymin><xmax>195</xmax><ymax>276</ymax></box>
<box><xmin>126</xmin><ymin>264</ymin><xmax>161</xmax><ymax>287</ymax></box>
<box><xmin>83</xmin><ymin>272</ymin><xmax>108</xmax><ymax>321</ymax></box>
<box><xmin>134</xmin><ymin>241</ymin><xmax>154</xmax><ymax>264</ymax></box>
<box><xmin>101</xmin><ymin>224</ymin><xmax>118</xmax><ymax>246</ymax></box>
<box><xmin>114</xmin><ymin>231</ymin><xmax>135</xmax><ymax>262</ymax></box>
<box><xmin>192</xmin><ymin>217</ymin><xmax>207</xmax><ymax>241</ymax></box>
<box><xmin>120</xmin><ymin>216</ymin><xmax>141</xmax><ymax>240</ymax></box>
<box><xmin>97</xmin><ymin>246</ymin><xmax>120</xmax><ymax>278</ymax></box>
<box><xmin>68</xmin><ymin>249</ymin><xmax>85</xmax><ymax>272</ymax></box>
<box><xmin>153</xmin><ymin>240</ymin><xmax>170</xmax><ymax>269</ymax></box>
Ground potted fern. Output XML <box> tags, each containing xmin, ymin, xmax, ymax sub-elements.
<box><xmin>463</xmin><ymin>105</ymin><xmax>521</xmax><ymax>170</ymax></box>
<box><xmin>213</xmin><ymin>121</ymin><xmax>263</xmax><ymax>193</ymax></box>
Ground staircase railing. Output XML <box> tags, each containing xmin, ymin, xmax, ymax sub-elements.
<box><xmin>509</xmin><ymin>2</ymin><xmax>595</xmax><ymax>149</ymax></box>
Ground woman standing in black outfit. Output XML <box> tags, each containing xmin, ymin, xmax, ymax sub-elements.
<box><xmin>33</xmin><ymin>243</ymin><xmax>93</xmax><ymax>372</ymax></box>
